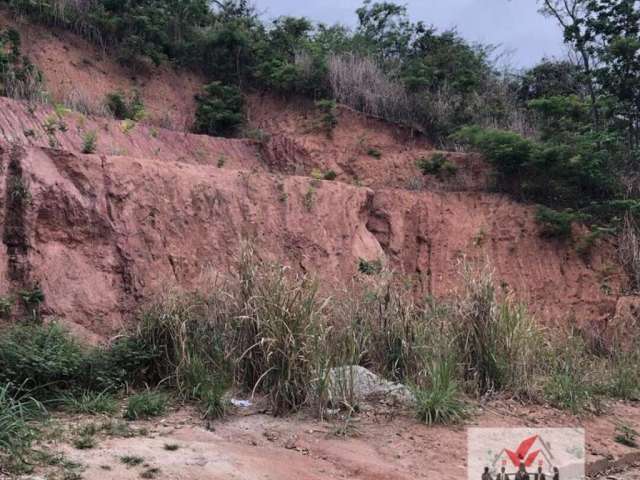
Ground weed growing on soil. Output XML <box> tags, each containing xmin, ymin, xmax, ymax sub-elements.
<box><xmin>315</xmin><ymin>99</ymin><xmax>338</xmax><ymax>137</ymax></box>
<box><xmin>105</xmin><ymin>90</ymin><xmax>145</xmax><ymax>121</ymax></box>
<box><xmin>416</xmin><ymin>153</ymin><xmax>458</xmax><ymax>179</ymax></box>
<box><xmin>414</xmin><ymin>357</ymin><xmax>467</xmax><ymax>425</ymax></box>
<box><xmin>357</xmin><ymin>258</ymin><xmax>382</xmax><ymax>275</ymax></box>
<box><xmin>141</xmin><ymin>467</ymin><xmax>161</xmax><ymax>479</ymax></box>
<box><xmin>615</xmin><ymin>423</ymin><xmax>638</xmax><ymax>448</ymax></box>
<box><xmin>81</xmin><ymin>130</ymin><xmax>97</xmax><ymax>154</ymax></box>
<box><xmin>0</xmin><ymin>296</ymin><xmax>13</xmax><ymax>317</ymax></box>
<box><xmin>120</xmin><ymin>455</ymin><xmax>144</xmax><ymax>466</ymax></box>
<box><xmin>124</xmin><ymin>391</ymin><xmax>167</xmax><ymax>420</ymax></box>
<box><xmin>72</xmin><ymin>434</ymin><xmax>96</xmax><ymax>450</ymax></box>
<box><xmin>0</xmin><ymin>383</ymin><xmax>45</xmax><ymax>461</ymax></box>
<box><xmin>57</xmin><ymin>390</ymin><xmax>118</xmax><ymax>415</ymax></box>
<box><xmin>164</xmin><ymin>444</ymin><xmax>179</xmax><ymax>451</ymax></box>
<box><xmin>367</xmin><ymin>147</ymin><xmax>382</xmax><ymax>158</ymax></box>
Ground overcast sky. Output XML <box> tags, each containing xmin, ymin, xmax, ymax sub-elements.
<box><xmin>252</xmin><ymin>0</ymin><xmax>567</xmax><ymax>68</ymax></box>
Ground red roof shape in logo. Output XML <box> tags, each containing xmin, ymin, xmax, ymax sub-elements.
<box><xmin>492</xmin><ymin>435</ymin><xmax>555</xmax><ymax>470</ymax></box>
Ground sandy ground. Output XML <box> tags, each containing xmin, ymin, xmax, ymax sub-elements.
<box><xmin>17</xmin><ymin>398</ymin><xmax>640</xmax><ymax>480</ymax></box>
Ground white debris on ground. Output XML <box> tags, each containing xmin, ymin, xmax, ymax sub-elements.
<box><xmin>327</xmin><ymin>365</ymin><xmax>415</xmax><ymax>407</ymax></box>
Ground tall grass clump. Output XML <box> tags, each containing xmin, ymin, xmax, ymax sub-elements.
<box><xmin>228</xmin><ymin>246</ymin><xmax>328</xmax><ymax>414</ymax></box>
<box><xmin>133</xmin><ymin>289</ymin><xmax>230</xmax><ymax>417</ymax></box>
<box><xmin>414</xmin><ymin>356</ymin><xmax>467</xmax><ymax>425</ymax></box>
<box><xmin>333</xmin><ymin>279</ymin><xmax>435</xmax><ymax>384</ymax></box>
<box><xmin>0</xmin><ymin>383</ymin><xmax>47</xmax><ymax>473</ymax></box>
<box><xmin>544</xmin><ymin>332</ymin><xmax>600</xmax><ymax>414</ymax></box>
<box><xmin>453</xmin><ymin>263</ymin><xmax>542</xmax><ymax>398</ymax></box>
<box><xmin>124</xmin><ymin>390</ymin><xmax>167</xmax><ymax>420</ymax></box>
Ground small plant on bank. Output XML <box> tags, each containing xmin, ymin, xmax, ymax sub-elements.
<box><xmin>141</xmin><ymin>467</ymin><xmax>161</xmax><ymax>479</ymax></box>
<box><xmin>323</xmin><ymin>170</ymin><xmax>337</xmax><ymax>181</ymax></box>
<box><xmin>358</xmin><ymin>258</ymin><xmax>382</xmax><ymax>275</ymax></box>
<box><xmin>73</xmin><ymin>434</ymin><xmax>97</xmax><ymax>450</ymax></box>
<box><xmin>0</xmin><ymin>296</ymin><xmax>13</xmax><ymax>318</ymax></box>
<box><xmin>615</xmin><ymin>423</ymin><xmax>639</xmax><ymax>448</ymax></box>
<box><xmin>315</xmin><ymin>99</ymin><xmax>338</xmax><ymax>137</ymax></box>
<box><xmin>19</xmin><ymin>286</ymin><xmax>45</xmax><ymax>321</ymax></box>
<box><xmin>120</xmin><ymin>455</ymin><xmax>144</xmax><ymax>466</ymax></box>
<box><xmin>367</xmin><ymin>147</ymin><xmax>382</xmax><ymax>158</ymax></box>
<box><xmin>304</xmin><ymin>185</ymin><xmax>316</xmax><ymax>211</ymax></box>
<box><xmin>105</xmin><ymin>90</ymin><xmax>145</xmax><ymax>121</ymax></box>
<box><xmin>81</xmin><ymin>130</ymin><xmax>97</xmax><ymax>154</ymax></box>
<box><xmin>416</xmin><ymin>153</ymin><xmax>458</xmax><ymax>179</ymax></box>
<box><xmin>57</xmin><ymin>390</ymin><xmax>118</xmax><ymax>415</ymax></box>
<box><xmin>535</xmin><ymin>206</ymin><xmax>579</xmax><ymax>239</ymax></box>
<box><xmin>164</xmin><ymin>444</ymin><xmax>179</xmax><ymax>451</ymax></box>
<box><xmin>124</xmin><ymin>391</ymin><xmax>167</xmax><ymax>420</ymax></box>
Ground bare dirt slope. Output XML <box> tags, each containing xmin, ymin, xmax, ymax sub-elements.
<box><xmin>0</xmin><ymin>14</ymin><xmax>632</xmax><ymax>336</ymax></box>
<box><xmin>0</xmin><ymin>10</ymin><xmax>204</xmax><ymax>130</ymax></box>
<box><xmin>0</xmin><ymin>129</ymin><xmax>625</xmax><ymax>337</ymax></box>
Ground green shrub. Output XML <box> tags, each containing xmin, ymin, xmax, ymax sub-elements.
<box><xmin>141</xmin><ymin>467</ymin><xmax>161</xmax><ymax>479</ymax></box>
<box><xmin>607</xmin><ymin>352</ymin><xmax>640</xmax><ymax>400</ymax></box>
<box><xmin>0</xmin><ymin>323</ymin><xmax>85</xmax><ymax>399</ymax></box>
<box><xmin>535</xmin><ymin>207</ymin><xmax>578</xmax><ymax>239</ymax></box>
<box><xmin>134</xmin><ymin>293</ymin><xmax>228</xmax><ymax>401</ymax></box>
<box><xmin>315</xmin><ymin>99</ymin><xmax>338</xmax><ymax>137</ymax></box>
<box><xmin>367</xmin><ymin>147</ymin><xmax>382</xmax><ymax>158</ymax></box>
<box><xmin>323</xmin><ymin>170</ymin><xmax>337</xmax><ymax>181</ymax></box>
<box><xmin>124</xmin><ymin>391</ymin><xmax>167</xmax><ymax>420</ymax></box>
<box><xmin>81</xmin><ymin>130</ymin><xmax>97</xmax><ymax>154</ymax></box>
<box><xmin>453</xmin><ymin>126</ymin><xmax>533</xmax><ymax>176</ymax></box>
<box><xmin>358</xmin><ymin>258</ymin><xmax>382</xmax><ymax>275</ymax></box>
<box><xmin>105</xmin><ymin>91</ymin><xmax>145</xmax><ymax>121</ymax></box>
<box><xmin>0</xmin><ymin>323</ymin><xmax>157</xmax><ymax>401</ymax></box>
<box><xmin>416</xmin><ymin>153</ymin><xmax>458</xmax><ymax>179</ymax></box>
<box><xmin>193</xmin><ymin>82</ymin><xmax>244</xmax><ymax>137</ymax></box>
<box><xmin>414</xmin><ymin>357</ymin><xmax>467</xmax><ymax>425</ymax></box>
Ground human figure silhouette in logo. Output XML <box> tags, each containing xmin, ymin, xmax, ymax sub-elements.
<box><xmin>497</xmin><ymin>466</ymin><xmax>509</xmax><ymax>480</ymax></box>
<box><xmin>535</xmin><ymin>466</ymin><xmax>546</xmax><ymax>480</ymax></box>
<box><xmin>552</xmin><ymin>466</ymin><xmax>560</xmax><ymax>480</ymax></box>
<box><xmin>482</xmin><ymin>466</ymin><xmax>494</xmax><ymax>480</ymax></box>
<box><xmin>515</xmin><ymin>462</ymin><xmax>529</xmax><ymax>480</ymax></box>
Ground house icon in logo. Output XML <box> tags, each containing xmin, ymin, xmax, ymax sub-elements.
<box><xmin>491</xmin><ymin>435</ymin><xmax>556</xmax><ymax>471</ymax></box>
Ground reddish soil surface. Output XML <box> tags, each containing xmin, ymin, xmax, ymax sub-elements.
<box><xmin>24</xmin><ymin>399</ymin><xmax>640</xmax><ymax>480</ymax></box>
<box><xmin>0</xmin><ymin>9</ymin><xmax>204</xmax><ymax>131</ymax></box>
<box><xmin>0</xmin><ymin>95</ymin><xmax>628</xmax><ymax>339</ymax></box>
